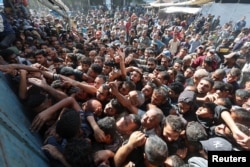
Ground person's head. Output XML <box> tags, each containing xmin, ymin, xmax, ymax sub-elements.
<box><xmin>56</xmin><ymin>109</ymin><xmax>81</xmax><ymax>140</ymax></box>
<box><xmin>175</xmin><ymin>74</ymin><xmax>186</xmax><ymax>85</ymax></box>
<box><xmin>144</xmin><ymin>135</ymin><xmax>168</xmax><ymax>166</ymax></box>
<box><xmin>83</xmin><ymin>99</ymin><xmax>103</xmax><ymax>117</ymax></box>
<box><xmin>130</xmin><ymin>70</ymin><xmax>143</xmax><ymax>84</ymax></box>
<box><xmin>64</xmin><ymin>138</ymin><xmax>94</xmax><ymax>167</ymax></box>
<box><xmin>151</xmin><ymin>87</ymin><xmax>169</xmax><ymax>106</ymax></box>
<box><xmin>195</xmin><ymin>102</ymin><xmax>216</xmax><ymax>119</ymax></box>
<box><xmin>96</xmin><ymin>84</ymin><xmax>111</xmax><ymax>103</ymax></box>
<box><xmin>205</xmin><ymin>49</ymin><xmax>215</xmax><ymax>59</ymax></box>
<box><xmin>202</xmin><ymin>57</ymin><xmax>214</xmax><ymax>71</ymax></box>
<box><xmin>214</xmin><ymin>97</ymin><xmax>232</xmax><ymax>109</ymax></box>
<box><xmin>126</xmin><ymin>90</ymin><xmax>145</xmax><ymax>107</ymax></box>
<box><xmin>141</xmin><ymin>107</ymin><xmax>164</xmax><ymax>131</ymax></box>
<box><xmin>178</xmin><ymin>90</ymin><xmax>197</xmax><ymax>114</ymax></box>
<box><xmin>167</xmin><ymin>68</ymin><xmax>178</xmax><ymax>83</ymax></box>
<box><xmin>94</xmin><ymin>55</ymin><xmax>104</xmax><ymax>67</ymax></box>
<box><xmin>197</xmin><ymin>77</ymin><xmax>214</xmax><ymax>95</ymax></box>
<box><xmin>34</xmin><ymin>49</ymin><xmax>47</xmax><ymax>66</ymax></box>
<box><xmin>97</xmin><ymin>117</ymin><xmax>116</xmax><ymax>144</ymax></box>
<box><xmin>173</xmin><ymin>60</ymin><xmax>183</xmax><ymax>72</ymax></box>
<box><xmin>177</xmin><ymin>48</ymin><xmax>188</xmax><ymax>59</ymax></box>
<box><xmin>226</xmin><ymin>68</ymin><xmax>241</xmax><ymax>83</ymax></box>
<box><xmin>147</xmin><ymin>57</ymin><xmax>157</xmax><ymax>73</ymax></box>
<box><xmin>231</xmin><ymin>107</ymin><xmax>250</xmax><ymax>127</ymax></box>
<box><xmin>184</xmin><ymin>66</ymin><xmax>195</xmax><ymax>79</ymax></box>
<box><xmin>161</xmin><ymin>56</ymin><xmax>171</xmax><ymax>69</ymax></box>
<box><xmin>186</xmin><ymin>121</ymin><xmax>208</xmax><ymax>142</ymax></box>
<box><xmin>224</xmin><ymin>52</ymin><xmax>239</xmax><ymax>65</ymax></box>
<box><xmin>80</xmin><ymin>57</ymin><xmax>92</xmax><ymax>73</ymax></box>
<box><xmin>153</xmin><ymin>65</ymin><xmax>166</xmax><ymax>76</ymax></box>
<box><xmin>142</xmin><ymin>82</ymin><xmax>156</xmax><ymax>99</ymax></box>
<box><xmin>162</xmin><ymin>115</ymin><xmax>186</xmax><ymax>143</ymax></box>
<box><xmin>211</xmin><ymin>69</ymin><xmax>226</xmax><ymax>81</ymax></box>
<box><xmin>60</xmin><ymin>66</ymin><xmax>76</xmax><ymax>79</ymax></box>
<box><xmin>157</xmin><ymin>71</ymin><xmax>171</xmax><ymax>86</ymax></box>
<box><xmin>119</xmin><ymin>80</ymin><xmax>136</xmax><ymax>95</ymax></box>
<box><xmin>244</xmin><ymin>80</ymin><xmax>250</xmax><ymax>92</ymax></box>
<box><xmin>87</xmin><ymin>63</ymin><xmax>103</xmax><ymax>79</ymax></box>
<box><xmin>214</xmin><ymin>123</ymin><xmax>250</xmax><ymax>142</ymax></box>
<box><xmin>144</xmin><ymin>48</ymin><xmax>155</xmax><ymax>60</ymax></box>
<box><xmin>66</xmin><ymin>39</ymin><xmax>74</xmax><ymax>50</ymax></box>
<box><xmin>104</xmin><ymin>98</ymin><xmax>125</xmax><ymax>117</ymax></box>
<box><xmin>94</xmin><ymin>75</ymin><xmax>107</xmax><ymax>89</ymax></box>
<box><xmin>196</xmin><ymin>45</ymin><xmax>205</xmax><ymax>54</ymax></box>
<box><xmin>102</xmin><ymin>61</ymin><xmax>113</xmax><ymax>75</ymax></box>
<box><xmin>0</xmin><ymin>49</ymin><xmax>18</xmax><ymax>64</ymax></box>
<box><xmin>211</xmin><ymin>81</ymin><xmax>225</xmax><ymax>94</ymax></box>
<box><xmin>88</xmin><ymin>50</ymin><xmax>97</xmax><ymax>62</ymax></box>
<box><xmin>168</xmin><ymin>82</ymin><xmax>185</xmax><ymax>101</ymax></box>
<box><xmin>116</xmin><ymin>114</ymin><xmax>141</xmax><ymax>136</ymax></box>
<box><xmin>26</xmin><ymin>86</ymin><xmax>52</xmax><ymax>113</ymax></box>
<box><xmin>234</xmin><ymin>89</ymin><xmax>250</xmax><ymax>106</ymax></box>
<box><xmin>193</xmin><ymin>69</ymin><xmax>209</xmax><ymax>86</ymax></box>
<box><xmin>164</xmin><ymin>155</ymin><xmax>185</xmax><ymax>167</ymax></box>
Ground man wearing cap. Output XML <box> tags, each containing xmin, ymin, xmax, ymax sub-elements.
<box><xmin>220</xmin><ymin>52</ymin><xmax>240</xmax><ymax>74</ymax></box>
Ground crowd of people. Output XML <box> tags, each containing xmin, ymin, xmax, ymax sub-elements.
<box><xmin>0</xmin><ymin>2</ymin><xmax>250</xmax><ymax>167</ymax></box>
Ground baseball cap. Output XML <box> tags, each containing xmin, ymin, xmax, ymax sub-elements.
<box><xmin>200</xmin><ymin>137</ymin><xmax>232</xmax><ymax>152</ymax></box>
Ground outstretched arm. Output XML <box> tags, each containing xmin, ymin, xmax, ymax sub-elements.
<box><xmin>60</xmin><ymin>75</ymin><xmax>97</xmax><ymax>95</ymax></box>
<box><xmin>114</xmin><ymin>131</ymin><xmax>146</xmax><ymax>167</ymax></box>
<box><xmin>30</xmin><ymin>97</ymin><xmax>80</xmax><ymax>132</ymax></box>
<box><xmin>109</xmin><ymin>82</ymin><xmax>138</xmax><ymax>114</ymax></box>
<box><xmin>28</xmin><ymin>77</ymin><xmax>68</xmax><ymax>101</ymax></box>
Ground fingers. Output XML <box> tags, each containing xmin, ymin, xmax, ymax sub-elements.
<box><xmin>129</xmin><ymin>131</ymin><xmax>147</xmax><ymax>148</ymax></box>
<box><xmin>30</xmin><ymin>115</ymin><xmax>44</xmax><ymax>132</ymax></box>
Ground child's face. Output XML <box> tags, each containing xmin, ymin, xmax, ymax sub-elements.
<box><xmin>196</xmin><ymin>107</ymin><xmax>213</xmax><ymax>118</ymax></box>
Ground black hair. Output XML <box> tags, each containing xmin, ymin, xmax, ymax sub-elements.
<box><xmin>97</xmin><ymin>117</ymin><xmax>116</xmax><ymax>138</ymax></box>
<box><xmin>111</xmin><ymin>98</ymin><xmax>125</xmax><ymax>115</ymax></box>
<box><xmin>0</xmin><ymin>49</ymin><xmax>15</xmax><ymax>62</ymax></box>
<box><xmin>56</xmin><ymin>109</ymin><xmax>81</xmax><ymax>139</ymax></box>
<box><xmin>80</xmin><ymin>57</ymin><xmax>92</xmax><ymax>65</ymax></box>
<box><xmin>122</xmin><ymin>80</ymin><xmax>136</xmax><ymax>91</ymax></box>
<box><xmin>34</xmin><ymin>49</ymin><xmax>47</xmax><ymax>57</ymax></box>
<box><xmin>235</xmin><ymin>89</ymin><xmax>250</xmax><ymax>99</ymax></box>
<box><xmin>175</xmin><ymin>74</ymin><xmax>186</xmax><ymax>85</ymax></box>
<box><xmin>232</xmin><ymin>107</ymin><xmax>250</xmax><ymax>127</ymax></box>
<box><xmin>186</xmin><ymin>121</ymin><xmax>208</xmax><ymax>142</ymax></box>
<box><xmin>64</xmin><ymin>138</ymin><xmax>94</xmax><ymax>167</ymax></box>
<box><xmin>90</xmin><ymin>63</ymin><xmax>102</xmax><ymax>74</ymax></box>
<box><xmin>169</xmin><ymin>81</ymin><xmax>185</xmax><ymax>95</ymax></box>
<box><xmin>158</xmin><ymin>71</ymin><xmax>170</xmax><ymax>81</ymax></box>
<box><xmin>200</xmin><ymin>76</ymin><xmax>214</xmax><ymax>88</ymax></box>
<box><xmin>217</xmin><ymin>98</ymin><xmax>232</xmax><ymax>109</ymax></box>
<box><xmin>213</xmin><ymin>81</ymin><xmax>225</xmax><ymax>90</ymax></box>
<box><xmin>162</xmin><ymin>115</ymin><xmax>186</xmax><ymax>132</ymax></box>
